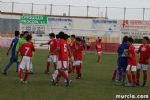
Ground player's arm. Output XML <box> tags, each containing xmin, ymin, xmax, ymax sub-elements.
<box><xmin>40</xmin><ymin>41</ymin><xmax>49</xmax><ymax>46</ymax></box>
<box><xmin>6</xmin><ymin>40</ymin><xmax>13</xmax><ymax>55</ymax></box>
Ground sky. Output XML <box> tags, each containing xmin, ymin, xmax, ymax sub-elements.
<box><xmin>0</xmin><ymin>0</ymin><xmax>150</xmax><ymax>20</ymax></box>
<box><xmin>1</xmin><ymin>0</ymin><xmax>150</xmax><ymax>8</ymax></box>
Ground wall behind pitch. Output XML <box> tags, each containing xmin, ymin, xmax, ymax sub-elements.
<box><xmin>0</xmin><ymin>18</ymin><xmax>19</xmax><ymax>34</ymax></box>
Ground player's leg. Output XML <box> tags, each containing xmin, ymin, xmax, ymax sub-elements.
<box><xmin>76</xmin><ymin>61</ymin><xmax>82</xmax><ymax>79</ymax></box>
<box><xmin>3</xmin><ymin>57</ymin><xmax>14</xmax><ymax>75</ymax></box>
<box><xmin>16</xmin><ymin>61</ymin><xmax>19</xmax><ymax>72</ymax></box>
<box><xmin>115</xmin><ymin>66</ymin><xmax>121</xmax><ymax>81</ymax></box>
<box><xmin>52</xmin><ymin>61</ymin><xmax>61</xmax><ymax>85</ymax></box>
<box><xmin>131</xmin><ymin>66</ymin><xmax>137</xmax><ymax>86</ymax></box>
<box><xmin>61</xmin><ymin>61</ymin><xmax>71</xmax><ymax>86</ymax></box>
<box><xmin>97</xmin><ymin>52</ymin><xmax>101</xmax><ymax>63</ymax></box>
<box><xmin>126</xmin><ymin>65</ymin><xmax>132</xmax><ymax>86</ymax></box>
<box><xmin>122</xmin><ymin>66</ymin><xmax>127</xmax><ymax>85</ymax></box>
<box><xmin>19</xmin><ymin>57</ymin><xmax>25</xmax><ymax>82</ymax></box>
<box><xmin>29</xmin><ymin>58</ymin><xmax>33</xmax><ymax>74</ymax></box>
<box><xmin>45</xmin><ymin>56</ymin><xmax>51</xmax><ymax>74</ymax></box>
<box><xmin>52</xmin><ymin>55</ymin><xmax>57</xmax><ymax>70</ymax></box>
<box><xmin>136</xmin><ymin>64</ymin><xmax>141</xmax><ymax>85</ymax></box>
<box><xmin>142</xmin><ymin>64</ymin><xmax>148</xmax><ymax>86</ymax></box>
<box><xmin>112</xmin><ymin>69</ymin><xmax>117</xmax><ymax>81</ymax></box>
<box><xmin>71</xmin><ymin>57</ymin><xmax>75</xmax><ymax>73</ymax></box>
<box><xmin>23</xmin><ymin>57</ymin><xmax>31</xmax><ymax>83</ymax></box>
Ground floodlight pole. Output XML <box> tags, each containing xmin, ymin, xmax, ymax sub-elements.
<box><xmin>68</xmin><ymin>5</ymin><xmax>71</xmax><ymax>16</ymax></box>
<box><xmin>12</xmin><ymin>1</ymin><xmax>14</xmax><ymax>13</ymax></box>
<box><xmin>87</xmin><ymin>5</ymin><xmax>89</xmax><ymax>17</ymax></box>
<box><xmin>31</xmin><ymin>3</ymin><xmax>34</xmax><ymax>15</ymax></box>
<box><xmin>143</xmin><ymin>8</ymin><xmax>145</xmax><ymax>20</ymax></box>
<box><xmin>105</xmin><ymin>7</ymin><xmax>108</xmax><ymax>19</ymax></box>
<box><xmin>50</xmin><ymin>4</ymin><xmax>53</xmax><ymax>15</ymax></box>
<box><xmin>123</xmin><ymin>8</ymin><xmax>126</xmax><ymax>21</ymax></box>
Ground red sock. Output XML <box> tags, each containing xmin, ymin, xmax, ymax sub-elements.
<box><xmin>71</xmin><ymin>66</ymin><xmax>75</xmax><ymax>73</ymax></box>
<box><xmin>61</xmin><ymin>70</ymin><xmax>69</xmax><ymax>81</ymax></box>
<box><xmin>56</xmin><ymin>72</ymin><xmax>61</xmax><ymax>83</ymax></box>
<box><xmin>19</xmin><ymin>68</ymin><xmax>23</xmax><ymax>80</ymax></box>
<box><xmin>24</xmin><ymin>70</ymin><xmax>29</xmax><ymax>81</ymax></box>
<box><xmin>127</xmin><ymin>73</ymin><xmax>132</xmax><ymax>83</ymax></box>
<box><xmin>46</xmin><ymin>62</ymin><xmax>50</xmax><ymax>73</ymax></box>
<box><xmin>112</xmin><ymin>70</ymin><xmax>117</xmax><ymax>80</ymax></box>
<box><xmin>143</xmin><ymin>73</ymin><xmax>147</xmax><ymax>84</ymax></box>
<box><xmin>132</xmin><ymin>74</ymin><xmax>136</xmax><ymax>84</ymax></box>
<box><xmin>53</xmin><ymin>63</ymin><xmax>56</xmax><ymax>70</ymax></box>
<box><xmin>136</xmin><ymin>71</ymin><xmax>140</xmax><ymax>84</ymax></box>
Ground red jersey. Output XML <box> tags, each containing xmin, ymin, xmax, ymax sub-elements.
<box><xmin>19</xmin><ymin>42</ymin><xmax>35</xmax><ymax>57</ymax></box>
<box><xmin>48</xmin><ymin>39</ymin><xmax>57</xmax><ymax>53</ymax></box>
<box><xmin>128</xmin><ymin>44</ymin><xmax>136</xmax><ymax>66</ymax></box>
<box><xmin>74</xmin><ymin>44</ymin><xmax>84</xmax><ymax>60</ymax></box>
<box><xmin>70</xmin><ymin>39</ymin><xmax>76</xmax><ymax>53</ymax></box>
<box><xmin>58</xmin><ymin>39</ymin><xmax>69</xmax><ymax>61</ymax></box>
<box><xmin>95</xmin><ymin>42</ymin><xmax>102</xmax><ymax>52</ymax></box>
<box><xmin>138</xmin><ymin>45</ymin><xmax>150</xmax><ymax>64</ymax></box>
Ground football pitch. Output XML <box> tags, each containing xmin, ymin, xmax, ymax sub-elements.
<box><xmin>0</xmin><ymin>48</ymin><xmax>149</xmax><ymax>100</ymax></box>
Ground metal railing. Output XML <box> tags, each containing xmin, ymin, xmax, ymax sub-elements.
<box><xmin>0</xmin><ymin>1</ymin><xmax>150</xmax><ymax>20</ymax></box>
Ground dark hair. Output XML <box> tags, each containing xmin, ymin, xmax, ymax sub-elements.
<box><xmin>15</xmin><ymin>31</ymin><xmax>20</xmax><ymax>36</ymax></box>
<box><xmin>64</xmin><ymin>34</ymin><xmax>69</xmax><ymax>40</ymax></box>
<box><xmin>49</xmin><ymin>33</ymin><xmax>55</xmax><ymax>38</ymax></box>
<box><xmin>23</xmin><ymin>31</ymin><xmax>29</xmax><ymax>35</ymax></box>
<box><xmin>128</xmin><ymin>37</ymin><xmax>134</xmax><ymax>43</ymax></box>
<box><xmin>20</xmin><ymin>33</ymin><xmax>24</xmax><ymax>38</ymax></box>
<box><xmin>76</xmin><ymin>37</ymin><xmax>81</xmax><ymax>42</ymax></box>
<box><xmin>122</xmin><ymin>36</ymin><xmax>128</xmax><ymax>43</ymax></box>
<box><xmin>143</xmin><ymin>36</ymin><xmax>149</xmax><ymax>41</ymax></box>
<box><xmin>56</xmin><ymin>34</ymin><xmax>60</xmax><ymax>39</ymax></box>
<box><xmin>26</xmin><ymin>35</ymin><xmax>32</xmax><ymax>41</ymax></box>
<box><xmin>71</xmin><ymin>34</ymin><xmax>75</xmax><ymax>38</ymax></box>
<box><xmin>59</xmin><ymin>31</ymin><xmax>65</xmax><ymax>39</ymax></box>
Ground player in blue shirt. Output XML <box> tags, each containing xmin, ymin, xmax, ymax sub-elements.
<box><xmin>3</xmin><ymin>31</ymin><xmax>20</xmax><ymax>75</ymax></box>
<box><xmin>115</xmin><ymin>36</ymin><xmax>129</xmax><ymax>85</ymax></box>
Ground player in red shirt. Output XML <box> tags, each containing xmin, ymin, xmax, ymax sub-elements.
<box><xmin>95</xmin><ymin>38</ymin><xmax>102</xmax><ymax>63</ymax></box>
<box><xmin>52</xmin><ymin>32</ymin><xmax>72</xmax><ymax>86</ymax></box>
<box><xmin>17</xmin><ymin>35</ymin><xmax>35</xmax><ymax>83</ymax></box>
<box><xmin>73</xmin><ymin>37</ymin><xmax>84</xmax><ymax>79</ymax></box>
<box><xmin>40</xmin><ymin>33</ymin><xmax>57</xmax><ymax>74</ymax></box>
<box><xmin>136</xmin><ymin>37</ymin><xmax>150</xmax><ymax>86</ymax></box>
<box><xmin>126</xmin><ymin>37</ymin><xmax>137</xmax><ymax>87</ymax></box>
<box><xmin>69</xmin><ymin>35</ymin><xmax>76</xmax><ymax>73</ymax></box>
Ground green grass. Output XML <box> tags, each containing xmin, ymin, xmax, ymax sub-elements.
<box><xmin>0</xmin><ymin>48</ymin><xmax>150</xmax><ymax>100</ymax></box>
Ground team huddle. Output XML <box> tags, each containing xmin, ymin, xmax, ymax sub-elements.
<box><xmin>3</xmin><ymin>31</ymin><xmax>96</xmax><ymax>86</ymax></box>
<box><xmin>112</xmin><ymin>36</ymin><xmax>150</xmax><ymax>87</ymax></box>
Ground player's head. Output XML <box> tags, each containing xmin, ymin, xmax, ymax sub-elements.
<box><xmin>98</xmin><ymin>38</ymin><xmax>102</xmax><ymax>42</ymax></box>
<box><xmin>71</xmin><ymin>34</ymin><xmax>76</xmax><ymax>40</ymax></box>
<box><xmin>59</xmin><ymin>31</ymin><xmax>65</xmax><ymax>39</ymax></box>
<box><xmin>127</xmin><ymin>37</ymin><xmax>134</xmax><ymax>45</ymax></box>
<box><xmin>49</xmin><ymin>33</ymin><xmax>55</xmax><ymax>39</ymax></box>
<box><xmin>122</xmin><ymin>36</ymin><xmax>128</xmax><ymax>43</ymax></box>
<box><xmin>76</xmin><ymin>37</ymin><xmax>81</xmax><ymax>44</ymax></box>
<box><xmin>26</xmin><ymin>35</ymin><xmax>32</xmax><ymax>42</ymax></box>
<box><xmin>23</xmin><ymin>31</ymin><xmax>29</xmax><ymax>38</ymax></box>
<box><xmin>143</xmin><ymin>36</ymin><xmax>149</xmax><ymax>44</ymax></box>
<box><xmin>15</xmin><ymin>31</ymin><xmax>20</xmax><ymax>37</ymax></box>
<box><xmin>20</xmin><ymin>33</ymin><xmax>24</xmax><ymax>38</ymax></box>
<box><xmin>64</xmin><ymin>34</ymin><xmax>69</xmax><ymax>41</ymax></box>
<box><xmin>56</xmin><ymin>34</ymin><xmax>60</xmax><ymax>39</ymax></box>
